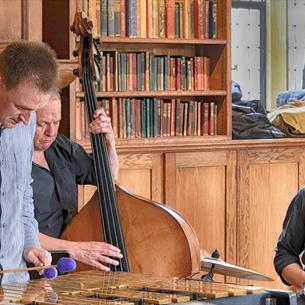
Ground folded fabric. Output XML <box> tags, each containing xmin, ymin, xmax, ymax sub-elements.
<box><xmin>269</xmin><ymin>101</ymin><xmax>305</xmax><ymax>137</ymax></box>
<box><xmin>232</xmin><ymin>104</ymin><xmax>286</xmax><ymax>139</ymax></box>
<box><xmin>233</xmin><ymin>99</ymin><xmax>267</xmax><ymax>115</ymax></box>
<box><xmin>268</xmin><ymin>101</ymin><xmax>305</xmax><ymax>122</ymax></box>
<box><xmin>276</xmin><ymin>89</ymin><xmax>305</xmax><ymax>107</ymax></box>
<box><xmin>272</xmin><ymin>112</ymin><xmax>305</xmax><ymax>137</ymax></box>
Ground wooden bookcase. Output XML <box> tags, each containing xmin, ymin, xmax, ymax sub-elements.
<box><xmin>71</xmin><ymin>0</ymin><xmax>232</xmax><ymax>150</ymax></box>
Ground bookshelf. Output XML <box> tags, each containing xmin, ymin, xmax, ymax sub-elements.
<box><xmin>72</xmin><ymin>0</ymin><xmax>231</xmax><ymax>146</ymax></box>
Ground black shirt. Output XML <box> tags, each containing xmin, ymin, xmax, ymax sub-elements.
<box><xmin>32</xmin><ymin>164</ymin><xmax>64</xmax><ymax>238</ymax></box>
<box><xmin>31</xmin><ymin>134</ymin><xmax>96</xmax><ymax>238</ymax></box>
<box><xmin>274</xmin><ymin>187</ymin><xmax>305</xmax><ymax>285</ymax></box>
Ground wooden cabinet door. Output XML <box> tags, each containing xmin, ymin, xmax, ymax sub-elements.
<box><xmin>0</xmin><ymin>0</ymin><xmax>42</xmax><ymax>42</ymax></box>
<box><xmin>118</xmin><ymin>153</ymin><xmax>163</xmax><ymax>202</ymax></box>
<box><xmin>164</xmin><ymin>150</ymin><xmax>237</xmax><ymax>266</ymax></box>
<box><xmin>78</xmin><ymin>153</ymin><xmax>163</xmax><ymax>210</ymax></box>
<box><xmin>237</xmin><ymin>148</ymin><xmax>305</xmax><ymax>289</ymax></box>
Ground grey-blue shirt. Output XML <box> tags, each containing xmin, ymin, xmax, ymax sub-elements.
<box><xmin>0</xmin><ymin>114</ymin><xmax>39</xmax><ymax>284</ymax></box>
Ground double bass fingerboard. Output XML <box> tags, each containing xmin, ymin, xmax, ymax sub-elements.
<box><xmin>0</xmin><ymin>271</ymin><xmax>265</xmax><ymax>305</ymax></box>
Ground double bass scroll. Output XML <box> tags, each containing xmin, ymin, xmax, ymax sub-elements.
<box><xmin>61</xmin><ymin>12</ymin><xmax>201</xmax><ymax>278</ymax></box>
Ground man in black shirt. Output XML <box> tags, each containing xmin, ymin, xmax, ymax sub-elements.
<box><xmin>274</xmin><ymin>188</ymin><xmax>305</xmax><ymax>289</ymax></box>
<box><xmin>32</xmin><ymin>93</ymin><xmax>123</xmax><ymax>271</ymax></box>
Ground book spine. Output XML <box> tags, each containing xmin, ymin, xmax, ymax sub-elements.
<box><xmin>202</xmin><ymin>102</ymin><xmax>209</xmax><ymax>135</ymax></box>
<box><xmin>175</xmin><ymin>98</ymin><xmax>180</xmax><ymax>136</ymax></box>
<box><xmin>136</xmin><ymin>99</ymin><xmax>142</xmax><ymax>137</ymax></box>
<box><xmin>170</xmin><ymin>98</ymin><xmax>176</xmax><ymax>136</ymax></box>
<box><xmin>140</xmin><ymin>0</ymin><xmax>147</xmax><ymax>37</ymax></box>
<box><xmin>120</xmin><ymin>0</ymin><xmax>126</xmax><ymax>37</ymax></box>
<box><xmin>203</xmin><ymin>56</ymin><xmax>210</xmax><ymax>90</ymax></box>
<box><xmin>209</xmin><ymin>101</ymin><xmax>215</xmax><ymax>135</ymax></box>
<box><xmin>121</xmin><ymin>53</ymin><xmax>127</xmax><ymax>91</ymax></box>
<box><xmin>194</xmin><ymin>0</ymin><xmax>204</xmax><ymax>38</ymax></box>
<box><xmin>176</xmin><ymin>57</ymin><xmax>181</xmax><ymax>90</ymax></box>
<box><xmin>183</xmin><ymin>0</ymin><xmax>189</xmax><ymax>39</ymax></box>
<box><xmin>101</xmin><ymin>0</ymin><xmax>108</xmax><ymax>36</ymax></box>
<box><xmin>126</xmin><ymin>0</ymin><xmax>137</xmax><ymax>37</ymax></box>
<box><xmin>204</xmin><ymin>0</ymin><xmax>209</xmax><ymax>38</ymax></box>
<box><xmin>159</xmin><ymin>0</ymin><xmax>166</xmax><ymax>38</ymax></box>
<box><xmin>113</xmin><ymin>0</ymin><xmax>121</xmax><ymax>36</ymax></box>
<box><xmin>211</xmin><ymin>0</ymin><xmax>217</xmax><ymax>38</ymax></box>
<box><xmin>108</xmin><ymin>0</ymin><xmax>115</xmax><ymax>36</ymax></box>
<box><xmin>147</xmin><ymin>0</ymin><xmax>153</xmax><ymax>38</ymax></box>
<box><xmin>152</xmin><ymin>0</ymin><xmax>159</xmax><ymax>38</ymax></box>
<box><xmin>165</xmin><ymin>0</ymin><xmax>175</xmax><ymax>39</ymax></box>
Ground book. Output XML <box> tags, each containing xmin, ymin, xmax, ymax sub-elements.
<box><xmin>165</xmin><ymin>0</ymin><xmax>175</xmax><ymax>39</ymax></box>
<box><xmin>101</xmin><ymin>0</ymin><xmax>108</xmax><ymax>36</ymax></box>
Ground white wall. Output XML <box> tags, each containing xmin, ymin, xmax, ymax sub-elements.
<box><xmin>231</xmin><ymin>5</ymin><xmax>262</xmax><ymax>100</ymax></box>
<box><xmin>288</xmin><ymin>0</ymin><xmax>305</xmax><ymax>90</ymax></box>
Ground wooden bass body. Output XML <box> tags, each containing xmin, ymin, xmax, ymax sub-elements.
<box><xmin>61</xmin><ymin>184</ymin><xmax>201</xmax><ymax>277</ymax></box>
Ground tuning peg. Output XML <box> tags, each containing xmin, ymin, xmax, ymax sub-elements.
<box><xmin>70</xmin><ymin>25</ymin><xmax>75</xmax><ymax>33</ymax></box>
<box><xmin>93</xmin><ymin>37</ymin><xmax>101</xmax><ymax>45</ymax></box>
<box><xmin>73</xmin><ymin>68</ymin><xmax>79</xmax><ymax>76</ymax></box>
<box><xmin>72</xmin><ymin>49</ymin><xmax>79</xmax><ymax>57</ymax></box>
<box><xmin>94</xmin><ymin>53</ymin><xmax>101</xmax><ymax>62</ymax></box>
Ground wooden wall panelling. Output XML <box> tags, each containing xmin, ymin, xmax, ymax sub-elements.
<box><xmin>78</xmin><ymin>153</ymin><xmax>163</xmax><ymax>210</ymax></box>
<box><xmin>42</xmin><ymin>0</ymin><xmax>70</xmax><ymax>58</ymax></box>
<box><xmin>22</xmin><ymin>0</ymin><xmax>42</xmax><ymax>41</ymax></box>
<box><xmin>164</xmin><ymin>150</ymin><xmax>237</xmax><ymax>268</ymax></box>
<box><xmin>299</xmin><ymin>150</ymin><xmax>305</xmax><ymax>187</ymax></box>
<box><xmin>118</xmin><ymin>153</ymin><xmax>163</xmax><ymax>202</ymax></box>
<box><xmin>225</xmin><ymin>150</ymin><xmax>237</xmax><ymax>283</ymax></box>
<box><xmin>237</xmin><ymin>148</ymin><xmax>305</xmax><ymax>289</ymax></box>
<box><xmin>77</xmin><ymin>184</ymin><xmax>96</xmax><ymax>211</ymax></box>
<box><xmin>0</xmin><ymin>0</ymin><xmax>22</xmax><ymax>41</ymax></box>
<box><xmin>0</xmin><ymin>0</ymin><xmax>42</xmax><ymax>42</ymax></box>
<box><xmin>164</xmin><ymin>153</ymin><xmax>177</xmax><ymax>207</ymax></box>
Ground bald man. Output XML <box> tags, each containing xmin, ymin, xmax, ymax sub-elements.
<box><xmin>32</xmin><ymin>94</ymin><xmax>123</xmax><ymax>271</ymax></box>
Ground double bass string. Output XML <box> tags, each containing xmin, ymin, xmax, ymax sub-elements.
<box><xmin>82</xmin><ymin>42</ymin><xmax>129</xmax><ymax>271</ymax></box>
<box><xmin>83</xmin><ymin>76</ymin><xmax>120</xmax><ymax>259</ymax></box>
<box><xmin>84</xmin><ymin>77</ymin><xmax>124</xmax><ymax>271</ymax></box>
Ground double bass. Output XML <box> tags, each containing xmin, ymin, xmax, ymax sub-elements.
<box><xmin>61</xmin><ymin>12</ymin><xmax>201</xmax><ymax>278</ymax></box>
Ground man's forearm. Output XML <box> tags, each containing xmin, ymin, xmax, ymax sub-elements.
<box><xmin>107</xmin><ymin>140</ymin><xmax>119</xmax><ymax>180</ymax></box>
<box><xmin>281</xmin><ymin>263</ymin><xmax>305</xmax><ymax>289</ymax></box>
<box><xmin>39</xmin><ymin>233</ymin><xmax>73</xmax><ymax>251</ymax></box>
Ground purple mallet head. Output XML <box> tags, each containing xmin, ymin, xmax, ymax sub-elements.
<box><xmin>43</xmin><ymin>267</ymin><xmax>58</xmax><ymax>280</ymax></box>
<box><xmin>57</xmin><ymin>257</ymin><xmax>77</xmax><ymax>274</ymax></box>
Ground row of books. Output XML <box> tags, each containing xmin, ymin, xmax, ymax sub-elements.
<box><xmin>96</xmin><ymin>0</ymin><xmax>217</xmax><ymax>39</ymax></box>
<box><xmin>76</xmin><ymin>98</ymin><xmax>217</xmax><ymax>140</ymax></box>
<box><xmin>95</xmin><ymin>52</ymin><xmax>210</xmax><ymax>92</ymax></box>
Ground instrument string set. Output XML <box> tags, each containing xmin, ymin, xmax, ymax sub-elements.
<box><xmin>81</xmin><ymin>34</ymin><xmax>129</xmax><ymax>272</ymax></box>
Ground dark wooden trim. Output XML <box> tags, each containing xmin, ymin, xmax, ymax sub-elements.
<box><xmin>21</xmin><ymin>0</ymin><xmax>29</xmax><ymax>40</ymax></box>
<box><xmin>42</xmin><ymin>0</ymin><xmax>70</xmax><ymax>59</ymax></box>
